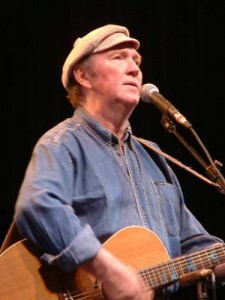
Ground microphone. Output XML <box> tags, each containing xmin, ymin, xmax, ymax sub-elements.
<box><xmin>140</xmin><ymin>83</ymin><xmax>192</xmax><ymax>129</ymax></box>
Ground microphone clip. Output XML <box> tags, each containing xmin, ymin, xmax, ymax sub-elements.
<box><xmin>160</xmin><ymin>115</ymin><xmax>177</xmax><ymax>134</ymax></box>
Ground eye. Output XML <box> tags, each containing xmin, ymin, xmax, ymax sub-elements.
<box><xmin>134</xmin><ymin>57</ymin><xmax>142</xmax><ymax>67</ymax></box>
<box><xmin>134</xmin><ymin>59</ymin><xmax>140</xmax><ymax>66</ymax></box>
<box><xmin>112</xmin><ymin>54</ymin><xmax>123</xmax><ymax>60</ymax></box>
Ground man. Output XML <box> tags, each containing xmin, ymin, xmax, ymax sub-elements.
<box><xmin>14</xmin><ymin>24</ymin><xmax>225</xmax><ymax>299</ymax></box>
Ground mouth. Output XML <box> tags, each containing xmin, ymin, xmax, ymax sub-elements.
<box><xmin>124</xmin><ymin>82</ymin><xmax>140</xmax><ymax>90</ymax></box>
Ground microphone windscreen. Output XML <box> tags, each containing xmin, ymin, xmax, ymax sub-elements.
<box><xmin>140</xmin><ymin>83</ymin><xmax>159</xmax><ymax>103</ymax></box>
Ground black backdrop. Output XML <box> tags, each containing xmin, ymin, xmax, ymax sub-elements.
<box><xmin>1</xmin><ymin>1</ymin><xmax>225</xmax><ymax>299</ymax></box>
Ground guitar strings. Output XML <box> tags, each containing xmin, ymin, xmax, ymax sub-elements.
<box><xmin>141</xmin><ymin>252</ymin><xmax>223</xmax><ymax>287</ymax></box>
<box><xmin>63</xmin><ymin>288</ymin><xmax>103</xmax><ymax>300</ymax></box>
<box><xmin>139</xmin><ymin>244</ymin><xmax>225</xmax><ymax>288</ymax></box>
<box><xmin>141</xmin><ymin>246</ymin><xmax>225</xmax><ymax>287</ymax></box>
<box><xmin>62</xmin><ymin>244</ymin><xmax>225</xmax><ymax>298</ymax></box>
<box><xmin>62</xmin><ymin>279</ymin><xmax>105</xmax><ymax>300</ymax></box>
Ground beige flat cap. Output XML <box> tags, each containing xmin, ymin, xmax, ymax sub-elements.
<box><xmin>61</xmin><ymin>24</ymin><xmax>140</xmax><ymax>90</ymax></box>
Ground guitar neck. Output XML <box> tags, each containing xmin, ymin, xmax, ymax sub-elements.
<box><xmin>140</xmin><ymin>243</ymin><xmax>225</xmax><ymax>289</ymax></box>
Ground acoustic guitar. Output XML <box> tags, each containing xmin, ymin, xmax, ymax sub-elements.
<box><xmin>0</xmin><ymin>226</ymin><xmax>224</xmax><ymax>299</ymax></box>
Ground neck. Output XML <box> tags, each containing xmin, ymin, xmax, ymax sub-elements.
<box><xmin>82</xmin><ymin>104</ymin><xmax>131</xmax><ymax>141</ymax></box>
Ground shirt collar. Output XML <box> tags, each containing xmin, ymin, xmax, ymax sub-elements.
<box><xmin>73</xmin><ymin>106</ymin><xmax>132</xmax><ymax>146</ymax></box>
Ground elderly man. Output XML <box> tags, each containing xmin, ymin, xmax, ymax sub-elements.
<box><xmin>14</xmin><ymin>24</ymin><xmax>225</xmax><ymax>300</ymax></box>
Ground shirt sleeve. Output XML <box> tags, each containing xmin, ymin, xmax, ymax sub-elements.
<box><xmin>169</xmin><ymin>164</ymin><xmax>224</xmax><ymax>254</ymax></box>
<box><xmin>153</xmin><ymin>146</ymin><xmax>224</xmax><ymax>254</ymax></box>
<box><xmin>180</xmin><ymin>204</ymin><xmax>224</xmax><ymax>254</ymax></box>
<box><xmin>14</xmin><ymin>139</ymin><xmax>102</xmax><ymax>271</ymax></box>
<box><xmin>40</xmin><ymin>224</ymin><xmax>102</xmax><ymax>272</ymax></box>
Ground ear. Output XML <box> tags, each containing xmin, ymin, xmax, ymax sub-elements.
<box><xmin>72</xmin><ymin>66</ymin><xmax>92</xmax><ymax>89</ymax></box>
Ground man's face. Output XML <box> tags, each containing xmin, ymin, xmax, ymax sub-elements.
<box><xmin>85</xmin><ymin>44</ymin><xmax>143</xmax><ymax>110</ymax></box>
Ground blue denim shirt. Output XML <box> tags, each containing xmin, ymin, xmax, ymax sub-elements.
<box><xmin>15</xmin><ymin>106</ymin><xmax>222</xmax><ymax>273</ymax></box>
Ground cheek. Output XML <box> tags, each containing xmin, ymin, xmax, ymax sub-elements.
<box><xmin>105</xmin><ymin>67</ymin><xmax>121</xmax><ymax>78</ymax></box>
<box><xmin>102</xmin><ymin>71</ymin><xmax>122</xmax><ymax>89</ymax></box>
<box><xmin>137</xmin><ymin>71</ymin><xmax>143</xmax><ymax>84</ymax></box>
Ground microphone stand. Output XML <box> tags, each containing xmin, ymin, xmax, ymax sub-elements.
<box><xmin>197</xmin><ymin>270</ymin><xmax>217</xmax><ymax>300</ymax></box>
<box><xmin>160</xmin><ymin>115</ymin><xmax>225</xmax><ymax>194</ymax></box>
<box><xmin>160</xmin><ymin>115</ymin><xmax>223</xmax><ymax>299</ymax></box>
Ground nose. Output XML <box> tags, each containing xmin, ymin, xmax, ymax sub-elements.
<box><xmin>127</xmin><ymin>58</ymin><xmax>141</xmax><ymax>77</ymax></box>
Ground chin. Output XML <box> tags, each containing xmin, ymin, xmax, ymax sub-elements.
<box><xmin>128</xmin><ymin>95</ymin><xmax>140</xmax><ymax>104</ymax></box>
<box><xmin>124</xmin><ymin>98</ymin><xmax>139</xmax><ymax>108</ymax></box>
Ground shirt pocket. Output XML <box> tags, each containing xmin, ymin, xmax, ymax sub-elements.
<box><xmin>153</xmin><ymin>181</ymin><xmax>181</xmax><ymax>236</ymax></box>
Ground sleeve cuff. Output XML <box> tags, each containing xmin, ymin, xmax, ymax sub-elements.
<box><xmin>40</xmin><ymin>224</ymin><xmax>102</xmax><ymax>272</ymax></box>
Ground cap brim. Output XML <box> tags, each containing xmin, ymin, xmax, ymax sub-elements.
<box><xmin>93</xmin><ymin>32</ymin><xmax>139</xmax><ymax>53</ymax></box>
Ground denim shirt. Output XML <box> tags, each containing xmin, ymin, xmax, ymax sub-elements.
<box><xmin>15</xmin><ymin>106</ymin><xmax>223</xmax><ymax>273</ymax></box>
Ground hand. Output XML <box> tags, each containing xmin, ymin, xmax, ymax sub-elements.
<box><xmin>84</xmin><ymin>248</ymin><xmax>155</xmax><ymax>300</ymax></box>
<box><xmin>100</xmin><ymin>261</ymin><xmax>154</xmax><ymax>300</ymax></box>
<box><xmin>215</xmin><ymin>262</ymin><xmax>225</xmax><ymax>277</ymax></box>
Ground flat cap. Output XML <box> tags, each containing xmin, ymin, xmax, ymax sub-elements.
<box><xmin>61</xmin><ymin>24</ymin><xmax>140</xmax><ymax>90</ymax></box>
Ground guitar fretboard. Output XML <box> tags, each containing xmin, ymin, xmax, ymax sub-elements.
<box><xmin>139</xmin><ymin>243</ymin><xmax>225</xmax><ymax>289</ymax></box>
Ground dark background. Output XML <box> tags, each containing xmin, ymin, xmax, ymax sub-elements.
<box><xmin>1</xmin><ymin>1</ymin><xmax>225</xmax><ymax>299</ymax></box>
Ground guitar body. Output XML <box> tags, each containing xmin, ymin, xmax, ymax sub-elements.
<box><xmin>0</xmin><ymin>226</ymin><xmax>169</xmax><ymax>300</ymax></box>
<box><xmin>75</xmin><ymin>226</ymin><xmax>170</xmax><ymax>292</ymax></box>
<box><xmin>0</xmin><ymin>239</ymin><xmax>62</xmax><ymax>299</ymax></box>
